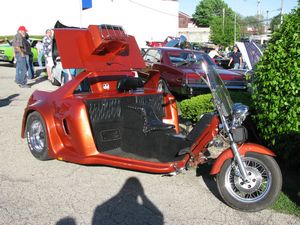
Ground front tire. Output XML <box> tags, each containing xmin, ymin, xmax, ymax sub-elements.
<box><xmin>25</xmin><ymin>111</ymin><xmax>51</xmax><ymax>161</ymax></box>
<box><xmin>216</xmin><ymin>152</ymin><xmax>282</xmax><ymax>211</ymax></box>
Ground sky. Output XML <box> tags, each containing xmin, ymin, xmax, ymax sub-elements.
<box><xmin>178</xmin><ymin>0</ymin><xmax>299</xmax><ymax>18</ymax></box>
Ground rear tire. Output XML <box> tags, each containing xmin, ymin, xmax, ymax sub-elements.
<box><xmin>216</xmin><ymin>152</ymin><xmax>282</xmax><ymax>211</ymax></box>
<box><xmin>25</xmin><ymin>111</ymin><xmax>51</xmax><ymax>161</ymax></box>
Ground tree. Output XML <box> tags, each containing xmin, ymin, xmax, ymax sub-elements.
<box><xmin>252</xmin><ymin>4</ymin><xmax>300</xmax><ymax>167</ymax></box>
<box><xmin>193</xmin><ymin>0</ymin><xmax>240</xmax><ymax>46</ymax></box>
<box><xmin>240</xmin><ymin>15</ymin><xmax>265</xmax><ymax>35</ymax></box>
<box><xmin>210</xmin><ymin>16</ymin><xmax>240</xmax><ymax>46</ymax></box>
<box><xmin>193</xmin><ymin>0</ymin><xmax>239</xmax><ymax>46</ymax></box>
<box><xmin>193</xmin><ymin>0</ymin><xmax>234</xmax><ymax>27</ymax></box>
<box><xmin>270</xmin><ymin>14</ymin><xmax>281</xmax><ymax>32</ymax></box>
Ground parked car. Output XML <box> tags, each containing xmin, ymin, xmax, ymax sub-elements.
<box><xmin>0</xmin><ymin>38</ymin><xmax>41</xmax><ymax>64</ymax></box>
<box><xmin>142</xmin><ymin>47</ymin><xmax>247</xmax><ymax>96</ymax></box>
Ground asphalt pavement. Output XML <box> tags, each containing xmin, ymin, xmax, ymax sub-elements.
<box><xmin>0</xmin><ymin>62</ymin><xmax>299</xmax><ymax>225</ymax></box>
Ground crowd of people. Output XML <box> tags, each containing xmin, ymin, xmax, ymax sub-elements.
<box><xmin>12</xmin><ymin>26</ymin><xmax>54</xmax><ymax>88</ymax></box>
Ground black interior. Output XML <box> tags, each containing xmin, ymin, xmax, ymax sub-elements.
<box><xmin>86</xmin><ymin>92</ymin><xmax>214</xmax><ymax>163</ymax></box>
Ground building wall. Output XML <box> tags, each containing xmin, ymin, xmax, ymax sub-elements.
<box><xmin>179</xmin><ymin>26</ymin><xmax>210</xmax><ymax>43</ymax></box>
<box><xmin>179</xmin><ymin>12</ymin><xmax>190</xmax><ymax>28</ymax></box>
<box><xmin>0</xmin><ymin>0</ymin><xmax>178</xmax><ymax>48</ymax></box>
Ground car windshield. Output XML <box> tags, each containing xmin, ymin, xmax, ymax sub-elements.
<box><xmin>168</xmin><ymin>51</ymin><xmax>216</xmax><ymax>68</ymax></box>
<box><xmin>206</xmin><ymin>66</ymin><xmax>233</xmax><ymax>117</ymax></box>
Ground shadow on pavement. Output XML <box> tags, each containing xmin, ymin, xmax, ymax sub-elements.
<box><xmin>28</xmin><ymin>76</ymin><xmax>48</xmax><ymax>87</ymax></box>
<box><xmin>28</xmin><ymin>68</ymin><xmax>48</xmax><ymax>87</ymax></box>
<box><xmin>0</xmin><ymin>62</ymin><xmax>15</xmax><ymax>68</ymax></box>
<box><xmin>56</xmin><ymin>177</ymin><xmax>164</xmax><ymax>225</ymax></box>
<box><xmin>196</xmin><ymin>163</ymin><xmax>223</xmax><ymax>203</ymax></box>
<box><xmin>0</xmin><ymin>94</ymin><xmax>19</xmax><ymax>107</ymax></box>
<box><xmin>56</xmin><ymin>217</ymin><xmax>76</xmax><ymax>225</ymax></box>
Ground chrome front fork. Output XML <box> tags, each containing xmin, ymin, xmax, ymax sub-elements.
<box><xmin>220</xmin><ymin>115</ymin><xmax>249</xmax><ymax>180</ymax></box>
<box><xmin>230</xmin><ymin>142</ymin><xmax>248</xmax><ymax>180</ymax></box>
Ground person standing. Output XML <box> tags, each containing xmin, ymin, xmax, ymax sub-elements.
<box><xmin>12</xmin><ymin>26</ymin><xmax>30</xmax><ymax>88</ymax></box>
<box><xmin>35</xmin><ymin>40</ymin><xmax>44</xmax><ymax>68</ymax></box>
<box><xmin>23</xmin><ymin>33</ymin><xmax>35</xmax><ymax>79</ymax></box>
<box><xmin>43</xmin><ymin>29</ymin><xmax>53</xmax><ymax>80</ymax></box>
<box><xmin>208</xmin><ymin>46</ymin><xmax>222</xmax><ymax>59</ymax></box>
<box><xmin>228</xmin><ymin>46</ymin><xmax>243</xmax><ymax>69</ymax></box>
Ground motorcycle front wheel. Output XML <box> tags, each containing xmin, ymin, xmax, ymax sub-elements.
<box><xmin>216</xmin><ymin>152</ymin><xmax>282</xmax><ymax>212</ymax></box>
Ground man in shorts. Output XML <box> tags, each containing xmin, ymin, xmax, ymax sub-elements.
<box><xmin>43</xmin><ymin>29</ymin><xmax>54</xmax><ymax>80</ymax></box>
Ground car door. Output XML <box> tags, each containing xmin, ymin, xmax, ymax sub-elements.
<box><xmin>153</xmin><ymin>50</ymin><xmax>187</xmax><ymax>93</ymax></box>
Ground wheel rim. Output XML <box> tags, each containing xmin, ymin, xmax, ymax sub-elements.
<box><xmin>224</xmin><ymin>157</ymin><xmax>272</xmax><ymax>203</ymax></box>
<box><xmin>28</xmin><ymin>120</ymin><xmax>45</xmax><ymax>153</ymax></box>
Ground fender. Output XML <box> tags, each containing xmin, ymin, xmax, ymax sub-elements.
<box><xmin>210</xmin><ymin>143</ymin><xmax>276</xmax><ymax>175</ymax></box>
<box><xmin>21</xmin><ymin>102</ymin><xmax>63</xmax><ymax>159</ymax></box>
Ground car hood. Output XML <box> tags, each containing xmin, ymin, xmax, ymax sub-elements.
<box><xmin>0</xmin><ymin>44</ymin><xmax>11</xmax><ymax>48</ymax></box>
<box><xmin>54</xmin><ymin>24</ymin><xmax>145</xmax><ymax>72</ymax></box>
<box><xmin>176</xmin><ymin>65</ymin><xmax>244</xmax><ymax>81</ymax></box>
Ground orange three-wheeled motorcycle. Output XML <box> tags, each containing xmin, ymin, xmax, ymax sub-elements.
<box><xmin>21</xmin><ymin>24</ymin><xmax>282</xmax><ymax>212</ymax></box>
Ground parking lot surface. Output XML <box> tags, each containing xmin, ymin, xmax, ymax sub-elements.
<box><xmin>0</xmin><ymin>63</ymin><xmax>299</xmax><ymax>225</ymax></box>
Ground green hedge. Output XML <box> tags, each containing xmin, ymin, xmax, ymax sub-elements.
<box><xmin>252</xmin><ymin>5</ymin><xmax>300</xmax><ymax>168</ymax></box>
<box><xmin>178</xmin><ymin>94</ymin><xmax>214</xmax><ymax>122</ymax></box>
<box><xmin>178</xmin><ymin>91</ymin><xmax>252</xmax><ymax>122</ymax></box>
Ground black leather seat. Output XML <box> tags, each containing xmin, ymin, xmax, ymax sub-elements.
<box><xmin>127</xmin><ymin>104</ymin><xmax>174</xmax><ymax>134</ymax></box>
<box><xmin>117</xmin><ymin>76</ymin><xmax>144</xmax><ymax>92</ymax></box>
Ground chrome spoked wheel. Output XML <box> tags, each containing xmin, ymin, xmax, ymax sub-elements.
<box><xmin>217</xmin><ymin>152</ymin><xmax>282</xmax><ymax>211</ymax></box>
<box><xmin>28</xmin><ymin>120</ymin><xmax>45</xmax><ymax>153</ymax></box>
<box><xmin>225</xmin><ymin>157</ymin><xmax>271</xmax><ymax>203</ymax></box>
<box><xmin>26</xmin><ymin>111</ymin><xmax>50</xmax><ymax>161</ymax></box>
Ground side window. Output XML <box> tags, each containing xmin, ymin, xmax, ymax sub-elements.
<box><xmin>143</xmin><ymin>49</ymin><xmax>161</xmax><ymax>65</ymax></box>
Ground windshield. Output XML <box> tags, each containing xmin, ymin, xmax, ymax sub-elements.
<box><xmin>168</xmin><ymin>51</ymin><xmax>216</xmax><ymax>68</ymax></box>
<box><xmin>206</xmin><ymin>66</ymin><xmax>233</xmax><ymax>117</ymax></box>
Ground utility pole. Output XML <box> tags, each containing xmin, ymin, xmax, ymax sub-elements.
<box><xmin>280</xmin><ymin>0</ymin><xmax>284</xmax><ymax>24</ymax></box>
<box><xmin>222</xmin><ymin>8</ymin><xmax>225</xmax><ymax>35</ymax></box>
<box><xmin>234</xmin><ymin>13</ymin><xmax>236</xmax><ymax>43</ymax></box>
<box><xmin>257</xmin><ymin>0</ymin><xmax>261</xmax><ymax>19</ymax></box>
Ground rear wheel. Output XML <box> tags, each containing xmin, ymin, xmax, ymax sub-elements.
<box><xmin>25</xmin><ymin>111</ymin><xmax>51</xmax><ymax>161</ymax></box>
<box><xmin>216</xmin><ymin>152</ymin><xmax>282</xmax><ymax>211</ymax></box>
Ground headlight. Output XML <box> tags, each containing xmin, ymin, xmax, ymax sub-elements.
<box><xmin>232</xmin><ymin>103</ymin><xmax>249</xmax><ymax>127</ymax></box>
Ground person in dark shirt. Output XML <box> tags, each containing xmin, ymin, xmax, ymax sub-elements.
<box><xmin>12</xmin><ymin>26</ymin><xmax>30</xmax><ymax>88</ymax></box>
<box><xmin>228</xmin><ymin>46</ymin><xmax>243</xmax><ymax>69</ymax></box>
<box><xmin>23</xmin><ymin>33</ymin><xmax>35</xmax><ymax>79</ymax></box>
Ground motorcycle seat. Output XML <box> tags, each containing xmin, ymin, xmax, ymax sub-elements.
<box><xmin>127</xmin><ymin>104</ymin><xmax>175</xmax><ymax>134</ymax></box>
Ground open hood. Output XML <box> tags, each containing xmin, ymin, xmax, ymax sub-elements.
<box><xmin>235</xmin><ymin>41</ymin><xmax>262</xmax><ymax>70</ymax></box>
<box><xmin>54</xmin><ymin>22</ymin><xmax>145</xmax><ymax>72</ymax></box>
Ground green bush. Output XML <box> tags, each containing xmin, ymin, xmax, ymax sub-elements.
<box><xmin>178</xmin><ymin>94</ymin><xmax>214</xmax><ymax>122</ymax></box>
<box><xmin>178</xmin><ymin>91</ymin><xmax>252</xmax><ymax>122</ymax></box>
<box><xmin>252</xmin><ymin>5</ymin><xmax>300</xmax><ymax>167</ymax></box>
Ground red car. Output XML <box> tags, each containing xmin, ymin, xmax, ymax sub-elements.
<box><xmin>146</xmin><ymin>36</ymin><xmax>175</xmax><ymax>47</ymax></box>
<box><xmin>21</xmin><ymin>24</ymin><xmax>282</xmax><ymax>212</ymax></box>
<box><xmin>142</xmin><ymin>47</ymin><xmax>247</xmax><ymax>96</ymax></box>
